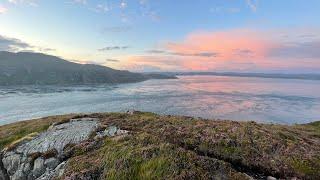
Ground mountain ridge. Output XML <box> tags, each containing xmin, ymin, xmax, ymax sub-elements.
<box><xmin>0</xmin><ymin>51</ymin><xmax>176</xmax><ymax>85</ymax></box>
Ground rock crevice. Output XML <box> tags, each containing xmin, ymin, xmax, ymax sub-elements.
<box><xmin>0</xmin><ymin>152</ymin><xmax>9</xmax><ymax>180</ymax></box>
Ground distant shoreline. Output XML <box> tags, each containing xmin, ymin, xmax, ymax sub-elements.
<box><xmin>151</xmin><ymin>72</ymin><xmax>320</xmax><ymax>81</ymax></box>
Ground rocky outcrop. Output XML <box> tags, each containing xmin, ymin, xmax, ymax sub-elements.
<box><xmin>95</xmin><ymin>126</ymin><xmax>129</xmax><ymax>139</ymax></box>
<box><xmin>1</xmin><ymin>118</ymin><xmax>99</xmax><ymax>180</ymax></box>
<box><xmin>36</xmin><ymin>161</ymin><xmax>66</xmax><ymax>180</ymax></box>
<box><xmin>0</xmin><ymin>152</ymin><xmax>9</xmax><ymax>180</ymax></box>
<box><xmin>0</xmin><ymin>117</ymin><xmax>130</xmax><ymax>180</ymax></box>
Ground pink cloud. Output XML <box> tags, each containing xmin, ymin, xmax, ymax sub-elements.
<box><xmin>166</xmin><ymin>29</ymin><xmax>276</xmax><ymax>61</ymax></box>
<box><xmin>122</xmin><ymin>28</ymin><xmax>320</xmax><ymax>72</ymax></box>
<box><xmin>0</xmin><ymin>5</ymin><xmax>8</xmax><ymax>14</ymax></box>
<box><xmin>121</xmin><ymin>55</ymin><xmax>182</xmax><ymax>71</ymax></box>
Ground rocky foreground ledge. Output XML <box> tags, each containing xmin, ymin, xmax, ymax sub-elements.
<box><xmin>0</xmin><ymin>112</ymin><xmax>319</xmax><ymax>180</ymax></box>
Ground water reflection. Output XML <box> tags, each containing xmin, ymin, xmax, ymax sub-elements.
<box><xmin>0</xmin><ymin>76</ymin><xmax>319</xmax><ymax>125</ymax></box>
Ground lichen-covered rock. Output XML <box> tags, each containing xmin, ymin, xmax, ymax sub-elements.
<box><xmin>1</xmin><ymin>118</ymin><xmax>100</xmax><ymax>180</ymax></box>
<box><xmin>0</xmin><ymin>173</ymin><xmax>6</xmax><ymax>180</ymax></box>
<box><xmin>15</xmin><ymin>119</ymin><xmax>99</xmax><ymax>154</ymax></box>
<box><xmin>0</xmin><ymin>153</ymin><xmax>9</xmax><ymax>180</ymax></box>
<box><xmin>2</xmin><ymin>153</ymin><xmax>21</xmax><ymax>175</ymax></box>
<box><xmin>96</xmin><ymin>126</ymin><xmax>129</xmax><ymax>139</ymax></box>
<box><xmin>0</xmin><ymin>171</ymin><xmax>6</xmax><ymax>180</ymax></box>
<box><xmin>32</xmin><ymin>158</ymin><xmax>45</xmax><ymax>178</ymax></box>
<box><xmin>11</xmin><ymin>169</ymin><xmax>25</xmax><ymax>180</ymax></box>
<box><xmin>44</xmin><ymin>158</ymin><xmax>59</xmax><ymax>170</ymax></box>
<box><xmin>22</xmin><ymin>163</ymin><xmax>31</xmax><ymax>174</ymax></box>
<box><xmin>36</xmin><ymin>161</ymin><xmax>66</xmax><ymax>180</ymax></box>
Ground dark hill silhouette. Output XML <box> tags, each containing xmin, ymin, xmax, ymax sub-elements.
<box><xmin>0</xmin><ymin>51</ymin><xmax>176</xmax><ymax>85</ymax></box>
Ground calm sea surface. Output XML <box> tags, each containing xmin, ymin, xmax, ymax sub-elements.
<box><xmin>0</xmin><ymin>75</ymin><xmax>319</xmax><ymax>125</ymax></box>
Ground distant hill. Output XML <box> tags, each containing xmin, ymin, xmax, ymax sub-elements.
<box><xmin>0</xmin><ymin>51</ymin><xmax>176</xmax><ymax>85</ymax></box>
<box><xmin>164</xmin><ymin>71</ymin><xmax>320</xmax><ymax>80</ymax></box>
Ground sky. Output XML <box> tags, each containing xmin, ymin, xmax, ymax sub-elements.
<box><xmin>0</xmin><ymin>0</ymin><xmax>320</xmax><ymax>73</ymax></box>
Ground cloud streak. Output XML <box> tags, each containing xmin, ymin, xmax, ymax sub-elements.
<box><xmin>101</xmin><ymin>26</ymin><xmax>132</xmax><ymax>33</ymax></box>
<box><xmin>92</xmin><ymin>4</ymin><xmax>110</xmax><ymax>13</ymax></box>
<box><xmin>0</xmin><ymin>34</ymin><xmax>56</xmax><ymax>53</ymax></box>
<box><xmin>0</xmin><ymin>35</ymin><xmax>32</xmax><ymax>51</ymax></box>
<box><xmin>246</xmin><ymin>0</ymin><xmax>258</xmax><ymax>12</ymax></box>
<box><xmin>70</xmin><ymin>0</ymin><xmax>87</xmax><ymax>5</ymax></box>
<box><xmin>98</xmin><ymin>46</ymin><xmax>130</xmax><ymax>51</ymax></box>
<box><xmin>8</xmin><ymin>0</ymin><xmax>38</xmax><ymax>7</ymax></box>
<box><xmin>105</xmin><ymin>58</ymin><xmax>120</xmax><ymax>62</ymax></box>
<box><xmin>147</xmin><ymin>49</ymin><xmax>219</xmax><ymax>57</ymax></box>
<box><xmin>270</xmin><ymin>41</ymin><xmax>320</xmax><ymax>59</ymax></box>
<box><xmin>210</xmin><ymin>7</ymin><xmax>240</xmax><ymax>14</ymax></box>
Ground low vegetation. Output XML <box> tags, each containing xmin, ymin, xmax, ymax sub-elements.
<box><xmin>0</xmin><ymin>114</ymin><xmax>76</xmax><ymax>150</ymax></box>
<box><xmin>1</xmin><ymin>112</ymin><xmax>319</xmax><ymax>179</ymax></box>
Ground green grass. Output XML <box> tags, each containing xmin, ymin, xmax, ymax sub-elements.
<box><xmin>0</xmin><ymin>125</ymin><xmax>48</xmax><ymax>150</ymax></box>
<box><xmin>6</xmin><ymin>132</ymin><xmax>39</xmax><ymax>151</ymax></box>
<box><xmin>1</xmin><ymin>112</ymin><xmax>319</xmax><ymax>179</ymax></box>
<box><xmin>101</xmin><ymin>134</ymin><xmax>173</xmax><ymax>180</ymax></box>
<box><xmin>0</xmin><ymin>114</ymin><xmax>75</xmax><ymax>150</ymax></box>
<box><xmin>62</xmin><ymin>130</ymin><xmax>249</xmax><ymax>179</ymax></box>
<box><xmin>290</xmin><ymin>157</ymin><xmax>320</xmax><ymax>178</ymax></box>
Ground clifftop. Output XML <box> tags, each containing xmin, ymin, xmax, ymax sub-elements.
<box><xmin>0</xmin><ymin>112</ymin><xmax>319</xmax><ymax>179</ymax></box>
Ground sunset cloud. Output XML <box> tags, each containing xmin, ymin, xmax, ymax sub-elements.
<box><xmin>122</xmin><ymin>28</ymin><xmax>320</xmax><ymax>72</ymax></box>
<box><xmin>269</xmin><ymin>40</ymin><xmax>320</xmax><ymax>59</ymax></box>
<box><xmin>0</xmin><ymin>5</ymin><xmax>7</xmax><ymax>14</ymax></box>
<box><xmin>146</xmin><ymin>49</ymin><xmax>219</xmax><ymax>57</ymax></box>
<box><xmin>165</xmin><ymin>29</ymin><xmax>274</xmax><ymax>61</ymax></box>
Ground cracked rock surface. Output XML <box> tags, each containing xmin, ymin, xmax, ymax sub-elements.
<box><xmin>1</xmin><ymin>118</ymin><xmax>99</xmax><ymax>180</ymax></box>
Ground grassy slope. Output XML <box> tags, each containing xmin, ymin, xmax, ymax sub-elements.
<box><xmin>1</xmin><ymin>112</ymin><xmax>319</xmax><ymax>179</ymax></box>
<box><xmin>0</xmin><ymin>114</ymin><xmax>76</xmax><ymax>150</ymax></box>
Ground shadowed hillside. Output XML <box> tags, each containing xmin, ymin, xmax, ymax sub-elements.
<box><xmin>0</xmin><ymin>51</ymin><xmax>176</xmax><ymax>85</ymax></box>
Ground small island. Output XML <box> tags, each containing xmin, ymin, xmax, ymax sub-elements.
<box><xmin>1</xmin><ymin>112</ymin><xmax>319</xmax><ymax>179</ymax></box>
